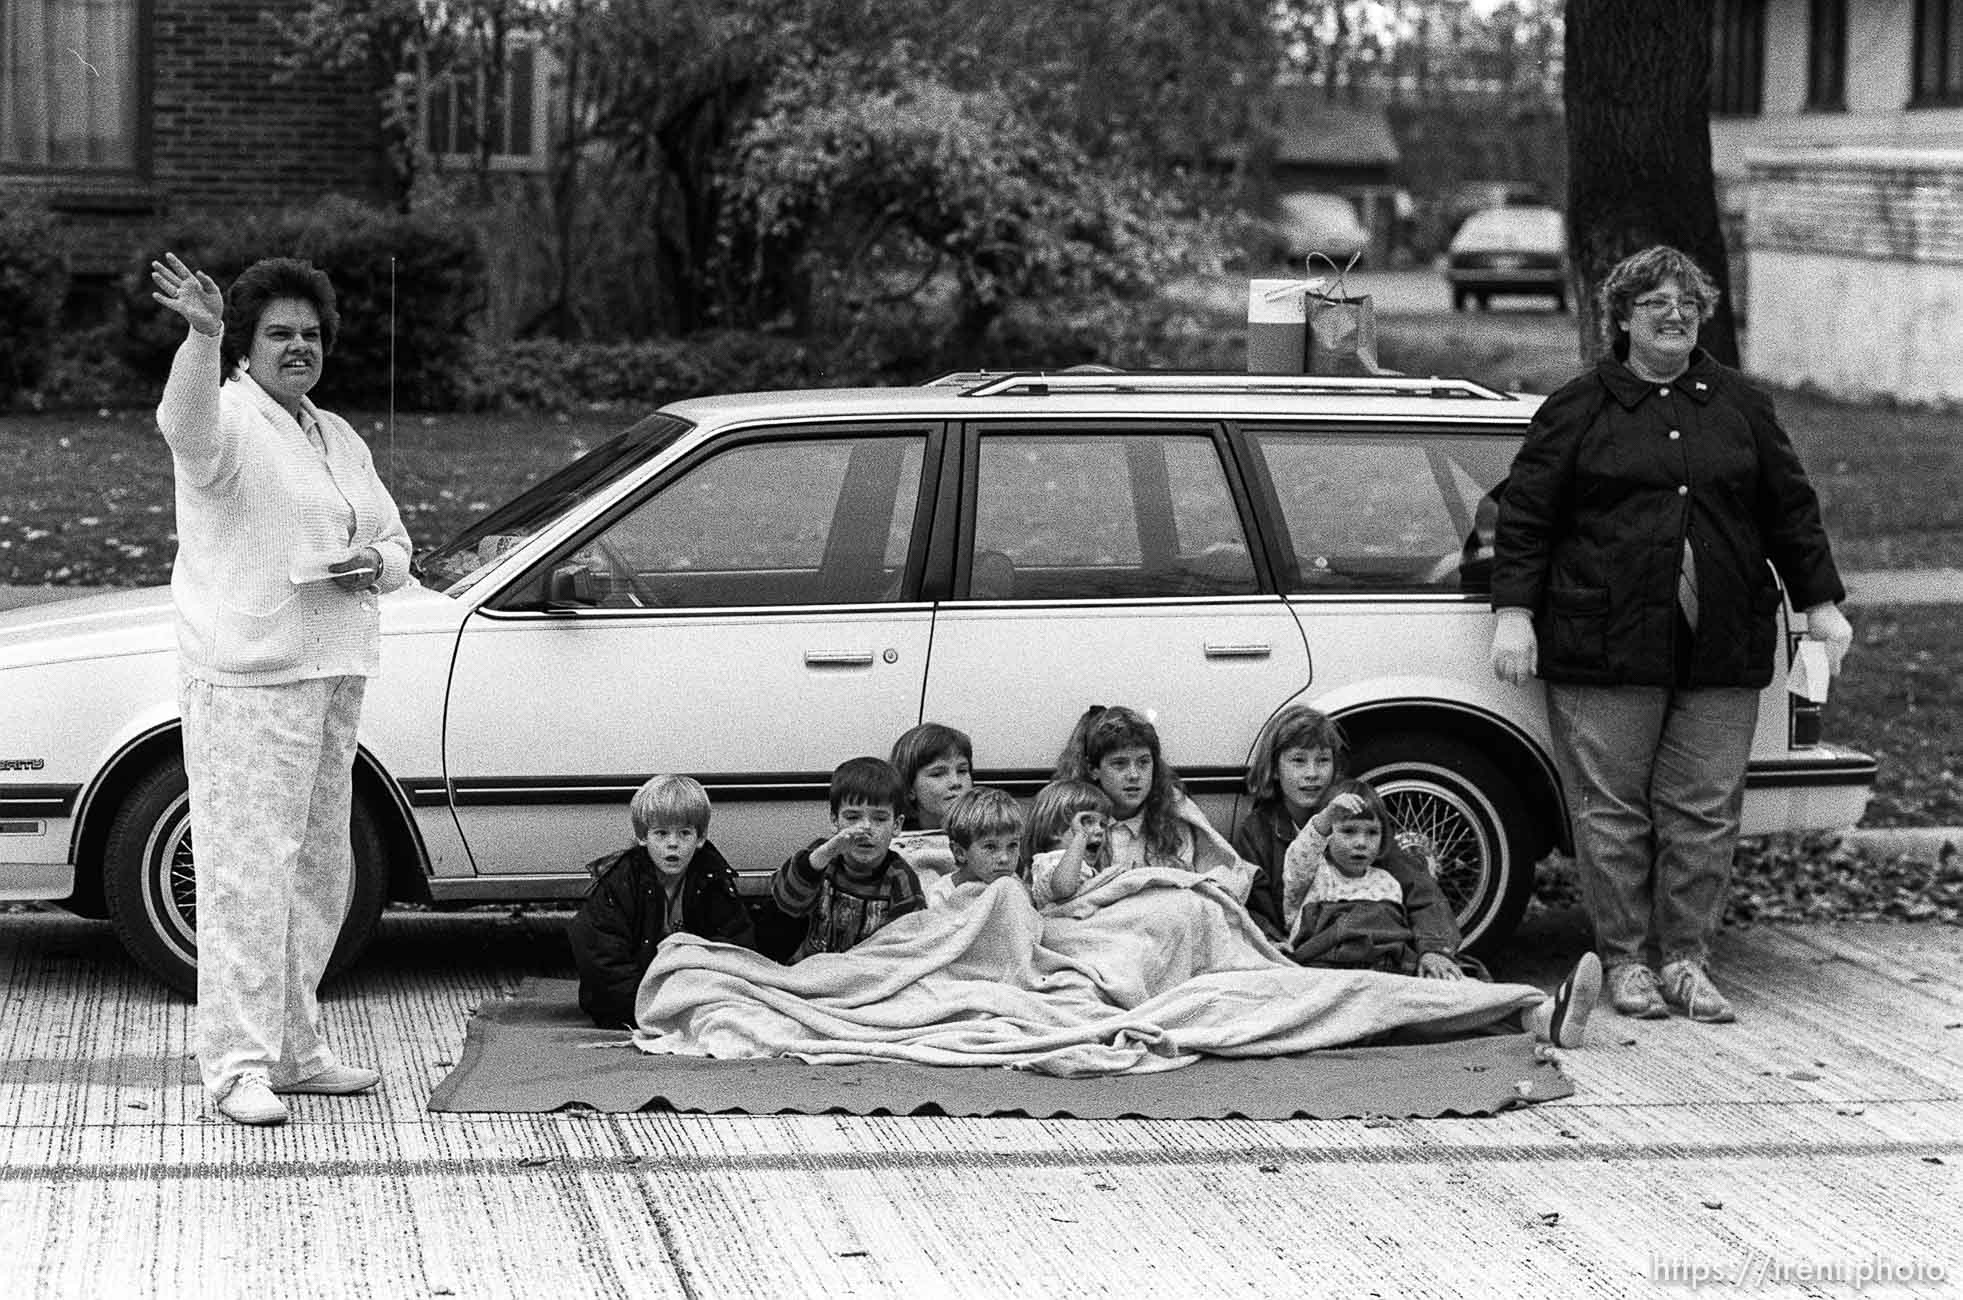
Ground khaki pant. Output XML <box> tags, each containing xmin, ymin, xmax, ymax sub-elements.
<box><xmin>180</xmin><ymin>673</ymin><xmax>366</xmax><ymax>1098</ymax></box>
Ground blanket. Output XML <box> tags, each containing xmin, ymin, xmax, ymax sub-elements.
<box><xmin>427</xmin><ymin>979</ymin><xmax>1573</xmax><ymax>1117</ymax></box>
<box><xmin>635</xmin><ymin>869</ymin><xmax>1546</xmax><ymax>1078</ymax></box>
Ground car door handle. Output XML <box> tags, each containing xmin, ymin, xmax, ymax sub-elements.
<box><xmin>1203</xmin><ymin>642</ymin><xmax>1271</xmax><ymax>659</ymax></box>
<box><xmin>804</xmin><ymin>650</ymin><xmax>875</xmax><ymax>667</ymax></box>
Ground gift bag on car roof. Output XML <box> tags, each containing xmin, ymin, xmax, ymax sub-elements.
<box><xmin>1302</xmin><ymin>252</ymin><xmax>1398</xmax><ymax>377</ymax></box>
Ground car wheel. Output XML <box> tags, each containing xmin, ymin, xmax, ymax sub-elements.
<box><xmin>1451</xmin><ymin>289</ymin><xmax>1467</xmax><ymax>312</ymax></box>
<box><xmin>1476</xmin><ymin>294</ymin><xmax>1490</xmax><ymax>312</ymax></box>
<box><xmin>1349</xmin><ymin>732</ymin><xmax>1538</xmax><ymax>954</ymax></box>
<box><xmin>1553</xmin><ymin>287</ymin><xmax>1570</xmax><ymax>313</ymax></box>
<box><xmin>102</xmin><ymin>756</ymin><xmax>390</xmax><ymax>996</ymax></box>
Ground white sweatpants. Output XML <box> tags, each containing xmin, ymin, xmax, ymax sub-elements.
<box><xmin>180</xmin><ymin>672</ymin><xmax>366</xmax><ymax>1097</ymax></box>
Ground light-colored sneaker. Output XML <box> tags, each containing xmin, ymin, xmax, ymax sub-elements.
<box><xmin>217</xmin><ymin>1076</ymin><xmax>289</xmax><ymax>1126</ymax></box>
<box><xmin>276</xmin><ymin>1064</ymin><xmax>382</xmax><ymax>1096</ymax></box>
<box><xmin>1659</xmin><ymin>959</ymin><xmax>1736</xmax><ymax>1023</ymax></box>
<box><xmin>1607</xmin><ymin>963</ymin><xmax>1670</xmax><ymax>1019</ymax></box>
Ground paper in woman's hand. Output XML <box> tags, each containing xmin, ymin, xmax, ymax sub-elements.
<box><xmin>289</xmin><ymin>546</ymin><xmax>366</xmax><ymax>585</ymax></box>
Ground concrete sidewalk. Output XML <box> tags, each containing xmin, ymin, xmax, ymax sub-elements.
<box><xmin>0</xmin><ymin>906</ymin><xmax>1957</xmax><ymax>1297</ymax></box>
<box><xmin>5</xmin><ymin>568</ymin><xmax>1963</xmax><ymax>612</ymax></box>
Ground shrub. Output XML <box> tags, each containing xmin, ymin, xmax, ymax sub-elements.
<box><xmin>457</xmin><ymin>331</ymin><xmax>836</xmax><ymax>412</ymax></box>
<box><xmin>0</xmin><ymin>206</ymin><xmax>70</xmax><ymax>408</ymax></box>
<box><xmin>119</xmin><ymin>197</ymin><xmax>483</xmax><ymax>410</ymax></box>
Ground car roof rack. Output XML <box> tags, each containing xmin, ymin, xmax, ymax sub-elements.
<box><xmin>945</xmin><ymin>370</ymin><xmax>1517</xmax><ymax>401</ymax></box>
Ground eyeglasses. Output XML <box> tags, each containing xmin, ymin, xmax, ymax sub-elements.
<box><xmin>1631</xmin><ymin>295</ymin><xmax>1704</xmax><ymax>319</ymax></box>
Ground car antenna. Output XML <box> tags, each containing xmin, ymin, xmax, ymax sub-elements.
<box><xmin>388</xmin><ymin>254</ymin><xmax>397</xmax><ymax>480</ymax></box>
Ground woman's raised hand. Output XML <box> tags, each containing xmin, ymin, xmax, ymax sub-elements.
<box><xmin>150</xmin><ymin>253</ymin><xmax>224</xmax><ymax>338</ymax></box>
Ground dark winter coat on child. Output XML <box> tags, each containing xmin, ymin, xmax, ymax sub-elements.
<box><xmin>1232</xmin><ymin>801</ymin><xmax>1458</xmax><ymax>953</ymax></box>
<box><xmin>570</xmin><ymin>841</ymin><xmax>756</xmax><ymax>1027</ymax></box>
<box><xmin>771</xmin><ymin>842</ymin><xmax>925</xmax><ymax>961</ymax></box>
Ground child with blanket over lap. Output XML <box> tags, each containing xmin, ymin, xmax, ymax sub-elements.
<box><xmin>772</xmin><ymin>757</ymin><xmax>926</xmax><ymax>960</ymax></box>
<box><xmin>1280</xmin><ymin>779</ymin><xmax>1467</xmax><ymax>978</ymax></box>
<box><xmin>570</xmin><ymin>775</ymin><xmax>756</xmax><ymax>1028</ymax></box>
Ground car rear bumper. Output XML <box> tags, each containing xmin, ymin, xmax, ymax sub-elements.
<box><xmin>1739</xmin><ymin>749</ymin><xmax>1877</xmax><ymax>836</ymax></box>
<box><xmin>1447</xmin><ymin>269</ymin><xmax>1565</xmax><ymax>292</ymax></box>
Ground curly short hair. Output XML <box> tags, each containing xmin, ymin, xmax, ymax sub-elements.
<box><xmin>221</xmin><ymin>257</ymin><xmax>340</xmax><ymax>376</ymax></box>
<box><xmin>1597</xmin><ymin>245</ymin><xmax>1720</xmax><ymax>358</ymax></box>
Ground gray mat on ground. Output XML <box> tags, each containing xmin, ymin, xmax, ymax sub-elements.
<box><xmin>428</xmin><ymin>979</ymin><xmax>1575</xmax><ymax>1119</ymax></box>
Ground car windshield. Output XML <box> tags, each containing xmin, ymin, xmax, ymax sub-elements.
<box><xmin>1453</xmin><ymin>208</ymin><xmax>1564</xmax><ymax>252</ymax></box>
<box><xmin>415</xmin><ymin>413</ymin><xmax>692</xmax><ymax>595</ymax></box>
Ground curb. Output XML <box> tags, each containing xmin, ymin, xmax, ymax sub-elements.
<box><xmin>1836</xmin><ymin>825</ymin><xmax>1961</xmax><ymax>863</ymax></box>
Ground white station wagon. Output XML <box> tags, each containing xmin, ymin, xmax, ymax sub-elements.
<box><xmin>0</xmin><ymin>371</ymin><xmax>1875</xmax><ymax>992</ymax></box>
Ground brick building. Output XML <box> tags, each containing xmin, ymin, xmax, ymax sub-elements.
<box><xmin>2</xmin><ymin>0</ymin><xmax>388</xmax><ymax>286</ymax></box>
<box><xmin>1707</xmin><ymin>0</ymin><xmax>1963</xmax><ymax>405</ymax></box>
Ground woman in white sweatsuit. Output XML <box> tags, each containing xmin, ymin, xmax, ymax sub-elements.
<box><xmin>150</xmin><ymin>253</ymin><xmax>411</xmax><ymax>1126</ymax></box>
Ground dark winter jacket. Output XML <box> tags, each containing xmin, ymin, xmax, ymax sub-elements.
<box><xmin>570</xmin><ymin>841</ymin><xmax>756</xmax><ymax>1028</ymax></box>
<box><xmin>1231</xmin><ymin>801</ymin><xmax>1460</xmax><ymax>955</ymax></box>
<box><xmin>1491</xmin><ymin>351</ymin><xmax>1843</xmax><ymax>688</ymax></box>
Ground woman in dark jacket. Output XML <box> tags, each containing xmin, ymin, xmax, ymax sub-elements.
<box><xmin>1488</xmin><ymin>245</ymin><xmax>1853</xmax><ymax>1024</ymax></box>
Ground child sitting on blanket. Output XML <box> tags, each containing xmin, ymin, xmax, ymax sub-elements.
<box><xmin>937</xmin><ymin>786</ymin><xmax>1027</xmax><ymax>899</ymax></box>
<box><xmin>887</xmin><ymin>721</ymin><xmax>974</xmax><ymax>891</ymax></box>
<box><xmin>771</xmin><ymin>757</ymin><xmax>927</xmax><ymax>960</ymax></box>
<box><xmin>1024</xmin><ymin>779</ymin><xmax>1115</xmax><ymax>907</ymax></box>
<box><xmin>1051</xmin><ymin>704</ymin><xmax>1255</xmax><ymax>902</ymax></box>
<box><xmin>569</xmin><ymin>774</ymin><xmax>757</xmax><ymax>1028</ymax></box>
<box><xmin>1233</xmin><ymin>704</ymin><xmax>1459</xmax><ymax>952</ymax></box>
<box><xmin>1280</xmin><ymin>779</ymin><xmax>1471</xmax><ymax>979</ymax></box>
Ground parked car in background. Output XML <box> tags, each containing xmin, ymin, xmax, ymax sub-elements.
<box><xmin>0</xmin><ymin>371</ymin><xmax>1874</xmax><ymax>992</ymax></box>
<box><xmin>1435</xmin><ymin>179</ymin><xmax>1546</xmax><ymax>244</ymax></box>
<box><xmin>1446</xmin><ymin>205</ymin><xmax>1571</xmax><ymax>311</ymax></box>
<box><xmin>1275</xmin><ymin>192</ymin><xmax>1368</xmax><ymax>266</ymax></box>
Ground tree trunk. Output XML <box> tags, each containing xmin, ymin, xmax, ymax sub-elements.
<box><xmin>1563</xmin><ymin>0</ymin><xmax>1739</xmax><ymax>366</ymax></box>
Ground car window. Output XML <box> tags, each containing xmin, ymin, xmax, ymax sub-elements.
<box><xmin>1247</xmin><ymin>428</ymin><xmax>1517</xmax><ymax>593</ymax></box>
<box><xmin>417</xmin><ymin>414</ymin><xmax>691</xmax><ymax>595</ymax></box>
<box><xmin>539</xmin><ymin>431</ymin><xmax>925</xmax><ymax>609</ymax></box>
<box><xmin>969</xmin><ymin>428</ymin><xmax>1256</xmax><ymax>600</ymax></box>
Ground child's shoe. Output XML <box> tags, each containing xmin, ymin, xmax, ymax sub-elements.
<box><xmin>1528</xmin><ymin>951</ymin><xmax>1602</xmax><ymax>1048</ymax></box>
<box><xmin>1607</xmin><ymin>963</ymin><xmax>1670</xmax><ymax>1019</ymax></box>
<box><xmin>1659</xmin><ymin>959</ymin><xmax>1736</xmax><ymax>1023</ymax></box>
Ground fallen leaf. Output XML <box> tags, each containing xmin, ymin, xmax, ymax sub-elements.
<box><xmin>1835</xmin><ymin>1106</ymin><xmax>1867</xmax><ymax>1116</ymax></box>
<box><xmin>1924</xmin><ymin>1157</ymin><xmax>1945</xmax><ymax>1165</ymax></box>
<box><xmin>838</xmin><ymin>1250</ymin><xmax>869</xmax><ymax>1258</ymax></box>
<box><xmin>127</xmin><ymin>1101</ymin><xmax>149</xmax><ymax>1111</ymax></box>
<box><xmin>1092</xmin><ymin>1182</ymin><xmax>1114</xmax><ymax>1191</ymax></box>
<box><xmin>1787</xmin><ymin>1071</ymin><xmax>1823</xmax><ymax>1082</ymax></box>
<box><xmin>1363</xmin><ymin>1116</ymin><xmax>1395</xmax><ymax>1129</ymax></box>
<box><xmin>517</xmin><ymin>1156</ymin><xmax>554</xmax><ymax>1168</ymax></box>
<box><xmin>1537</xmin><ymin>1211</ymin><xmax>1560</xmax><ymax>1226</ymax></box>
<box><xmin>1557</xmin><ymin>1129</ymin><xmax>1580</xmax><ymax>1140</ymax></box>
<box><xmin>1258</xmin><ymin>1164</ymin><xmax>1281</xmax><ymax>1174</ymax></box>
<box><xmin>1701</xmin><ymin>1200</ymin><xmax>1723</xmax><ymax>1210</ymax></box>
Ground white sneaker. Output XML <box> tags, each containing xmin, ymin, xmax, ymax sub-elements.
<box><xmin>277</xmin><ymin>1064</ymin><xmax>382</xmax><ymax>1095</ymax></box>
<box><xmin>217</xmin><ymin>1076</ymin><xmax>289</xmax><ymax>1126</ymax></box>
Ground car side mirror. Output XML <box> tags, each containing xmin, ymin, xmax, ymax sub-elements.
<box><xmin>545</xmin><ymin>563</ymin><xmax>600</xmax><ymax>610</ymax></box>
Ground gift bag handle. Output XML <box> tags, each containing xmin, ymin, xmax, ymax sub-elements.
<box><xmin>1304</xmin><ymin>249</ymin><xmax>1364</xmax><ymax>299</ymax></box>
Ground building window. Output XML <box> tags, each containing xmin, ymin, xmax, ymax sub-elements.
<box><xmin>1712</xmin><ymin>0</ymin><xmax>1766</xmax><ymax>117</ymax></box>
<box><xmin>1807</xmin><ymin>0</ymin><xmax>1847</xmax><ymax>109</ymax></box>
<box><xmin>1913</xmin><ymin>0</ymin><xmax>1963</xmax><ymax>105</ymax></box>
<box><xmin>424</xmin><ymin>43</ymin><xmax>548</xmax><ymax>171</ymax></box>
<box><xmin>0</xmin><ymin>0</ymin><xmax>140</xmax><ymax>170</ymax></box>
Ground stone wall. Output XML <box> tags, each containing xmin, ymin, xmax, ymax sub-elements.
<box><xmin>1745</xmin><ymin>149</ymin><xmax>1963</xmax><ymax>406</ymax></box>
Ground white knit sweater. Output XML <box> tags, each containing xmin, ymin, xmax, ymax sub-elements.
<box><xmin>157</xmin><ymin>329</ymin><xmax>412</xmax><ymax>686</ymax></box>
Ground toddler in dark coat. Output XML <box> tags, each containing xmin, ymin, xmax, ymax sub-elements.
<box><xmin>570</xmin><ymin>774</ymin><xmax>756</xmax><ymax>1028</ymax></box>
